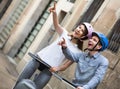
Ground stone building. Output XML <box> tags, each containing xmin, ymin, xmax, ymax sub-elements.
<box><xmin>0</xmin><ymin>0</ymin><xmax>120</xmax><ymax>89</ymax></box>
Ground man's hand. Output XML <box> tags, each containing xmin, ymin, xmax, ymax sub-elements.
<box><xmin>49</xmin><ymin>2</ymin><xmax>56</xmax><ymax>13</ymax></box>
<box><xmin>76</xmin><ymin>86</ymin><xmax>85</xmax><ymax>89</ymax></box>
<box><xmin>58</xmin><ymin>38</ymin><xmax>67</xmax><ymax>48</ymax></box>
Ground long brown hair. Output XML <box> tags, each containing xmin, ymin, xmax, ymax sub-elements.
<box><xmin>76</xmin><ymin>23</ymin><xmax>88</xmax><ymax>50</ymax></box>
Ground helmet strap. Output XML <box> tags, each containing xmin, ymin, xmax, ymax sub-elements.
<box><xmin>84</xmin><ymin>41</ymin><xmax>100</xmax><ymax>52</ymax></box>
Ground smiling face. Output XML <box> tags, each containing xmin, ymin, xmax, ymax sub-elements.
<box><xmin>72</xmin><ymin>24</ymin><xmax>87</xmax><ymax>39</ymax></box>
<box><xmin>87</xmin><ymin>35</ymin><xmax>102</xmax><ymax>51</ymax></box>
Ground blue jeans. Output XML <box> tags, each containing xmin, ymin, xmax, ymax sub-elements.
<box><xmin>15</xmin><ymin>59</ymin><xmax>52</xmax><ymax>89</ymax></box>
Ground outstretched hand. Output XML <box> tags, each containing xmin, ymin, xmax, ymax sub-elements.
<box><xmin>49</xmin><ymin>2</ymin><xmax>56</xmax><ymax>13</ymax></box>
<box><xmin>58</xmin><ymin>38</ymin><xmax>67</xmax><ymax>48</ymax></box>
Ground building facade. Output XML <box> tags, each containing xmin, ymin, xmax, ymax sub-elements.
<box><xmin>0</xmin><ymin>0</ymin><xmax>120</xmax><ymax>89</ymax></box>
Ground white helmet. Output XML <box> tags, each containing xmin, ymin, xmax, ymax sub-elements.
<box><xmin>83</xmin><ymin>22</ymin><xmax>94</xmax><ymax>38</ymax></box>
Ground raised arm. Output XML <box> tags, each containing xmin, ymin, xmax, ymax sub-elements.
<box><xmin>49</xmin><ymin>2</ymin><xmax>63</xmax><ymax>35</ymax></box>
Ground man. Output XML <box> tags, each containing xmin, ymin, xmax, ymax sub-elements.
<box><xmin>60</xmin><ymin>32</ymin><xmax>109</xmax><ymax>89</ymax></box>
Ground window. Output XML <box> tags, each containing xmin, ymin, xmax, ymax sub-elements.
<box><xmin>107</xmin><ymin>19</ymin><xmax>120</xmax><ymax>53</ymax></box>
<box><xmin>59</xmin><ymin>10</ymin><xmax>67</xmax><ymax>23</ymax></box>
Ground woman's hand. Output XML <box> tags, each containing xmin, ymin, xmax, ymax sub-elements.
<box><xmin>50</xmin><ymin>67</ymin><xmax>60</xmax><ymax>72</ymax></box>
<box><xmin>49</xmin><ymin>2</ymin><xmax>56</xmax><ymax>13</ymax></box>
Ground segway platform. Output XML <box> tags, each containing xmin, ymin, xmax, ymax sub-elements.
<box><xmin>13</xmin><ymin>79</ymin><xmax>36</xmax><ymax>89</ymax></box>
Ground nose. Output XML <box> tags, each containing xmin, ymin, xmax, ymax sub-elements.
<box><xmin>89</xmin><ymin>38</ymin><xmax>93</xmax><ymax>42</ymax></box>
<box><xmin>76</xmin><ymin>29</ymin><xmax>80</xmax><ymax>33</ymax></box>
<box><xmin>76</xmin><ymin>27</ymin><xmax>81</xmax><ymax>32</ymax></box>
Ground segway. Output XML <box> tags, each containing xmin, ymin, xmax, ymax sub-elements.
<box><xmin>13</xmin><ymin>52</ymin><xmax>77</xmax><ymax>89</ymax></box>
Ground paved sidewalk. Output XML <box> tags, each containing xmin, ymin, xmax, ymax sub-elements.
<box><xmin>0</xmin><ymin>51</ymin><xmax>18</xmax><ymax>89</ymax></box>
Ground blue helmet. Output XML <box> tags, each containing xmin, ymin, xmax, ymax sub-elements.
<box><xmin>92</xmin><ymin>32</ymin><xmax>109</xmax><ymax>51</ymax></box>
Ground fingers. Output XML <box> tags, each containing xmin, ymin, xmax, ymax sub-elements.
<box><xmin>60</xmin><ymin>38</ymin><xmax>65</xmax><ymax>44</ymax></box>
<box><xmin>62</xmin><ymin>37</ymin><xmax>65</xmax><ymax>43</ymax></box>
<box><xmin>49</xmin><ymin>2</ymin><xmax>57</xmax><ymax>13</ymax></box>
<box><xmin>54</xmin><ymin>2</ymin><xmax>56</xmax><ymax>9</ymax></box>
<box><xmin>58</xmin><ymin>38</ymin><xmax>67</xmax><ymax>48</ymax></box>
<box><xmin>58</xmin><ymin>38</ymin><xmax>65</xmax><ymax>45</ymax></box>
<box><xmin>77</xmin><ymin>86</ymin><xmax>84</xmax><ymax>89</ymax></box>
<box><xmin>49</xmin><ymin>7</ymin><xmax>54</xmax><ymax>12</ymax></box>
<box><xmin>49</xmin><ymin>67</ymin><xmax>54</xmax><ymax>72</ymax></box>
<box><xmin>49</xmin><ymin>67</ymin><xmax>59</xmax><ymax>72</ymax></box>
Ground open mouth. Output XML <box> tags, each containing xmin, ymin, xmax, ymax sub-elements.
<box><xmin>88</xmin><ymin>42</ymin><xmax>93</xmax><ymax>47</ymax></box>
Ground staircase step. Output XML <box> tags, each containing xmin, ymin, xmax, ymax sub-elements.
<box><xmin>0</xmin><ymin>35</ymin><xmax>6</xmax><ymax>43</ymax></box>
<box><xmin>4</xmin><ymin>29</ymin><xmax>10</xmax><ymax>35</ymax></box>
<box><xmin>1</xmin><ymin>31</ymin><xmax>8</xmax><ymax>39</ymax></box>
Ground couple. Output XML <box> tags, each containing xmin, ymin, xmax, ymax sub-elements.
<box><xmin>14</xmin><ymin>2</ymin><xmax>109</xmax><ymax>89</ymax></box>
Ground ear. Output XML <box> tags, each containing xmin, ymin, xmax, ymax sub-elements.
<box><xmin>97</xmin><ymin>44</ymin><xmax>102</xmax><ymax>50</ymax></box>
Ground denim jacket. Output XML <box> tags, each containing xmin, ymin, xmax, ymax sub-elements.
<box><xmin>62</xmin><ymin>47</ymin><xmax>109</xmax><ymax>89</ymax></box>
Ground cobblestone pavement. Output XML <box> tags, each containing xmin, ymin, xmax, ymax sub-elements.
<box><xmin>0</xmin><ymin>51</ymin><xmax>18</xmax><ymax>89</ymax></box>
